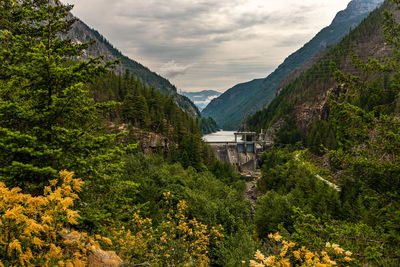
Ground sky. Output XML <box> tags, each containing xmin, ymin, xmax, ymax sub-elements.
<box><xmin>66</xmin><ymin>0</ymin><xmax>352</xmax><ymax>92</ymax></box>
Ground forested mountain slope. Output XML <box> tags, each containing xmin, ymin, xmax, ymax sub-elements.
<box><xmin>248</xmin><ymin>1</ymin><xmax>400</xmax><ymax>264</ymax></box>
<box><xmin>0</xmin><ymin>1</ymin><xmax>252</xmax><ymax>265</ymax></box>
<box><xmin>202</xmin><ymin>0</ymin><xmax>383</xmax><ymax>129</ymax></box>
<box><xmin>68</xmin><ymin>16</ymin><xmax>200</xmax><ymax>116</ymax></box>
<box><xmin>246</xmin><ymin>0</ymin><xmax>393</xmax><ymax>135</ymax></box>
<box><xmin>202</xmin><ymin>79</ymin><xmax>264</xmax><ymax>129</ymax></box>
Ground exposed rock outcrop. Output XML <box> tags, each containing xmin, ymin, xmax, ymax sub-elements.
<box><xmin>132</xmin><ymin>128</ymin><xmax>171</xmax><ymax>157</ymax></box>
<box><xmin>88</xmin><ymin>246</ymin><xmax>123</xmax><ymax>267</ymax></box>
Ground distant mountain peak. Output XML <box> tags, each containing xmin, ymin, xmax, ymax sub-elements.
<box><xmin>182</xmin><ymin>90</ymin><xmax>222</xmax><ymax>111</ymax></box>
<box><xmin>332</xmin><ymin>0</ymin><xmax>383</xmax><ymax>24</ymax></box>
<box><xmin>202</xmin><ymin>0</ymin><xmax>384</xmax><ymax>130</ymax></box>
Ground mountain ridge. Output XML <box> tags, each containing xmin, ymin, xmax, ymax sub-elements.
<box><xmin>202</xmin><ymin>0</ymin><xmax>384</xmax><ymax>129</ymax></box>
<box><xmin>67</xmin><ymin>16</ymin><xmax>200</xmax><ymax>116</ymax></box>
<box><xmin>246</xmin><ymin>0</ymin><xmax>394</xmax><ymax>135</ymax></box>
<box><xmin>181</xmin><ymin>90</ymin><xmax>222</xmax><ymax>111</ymax></box>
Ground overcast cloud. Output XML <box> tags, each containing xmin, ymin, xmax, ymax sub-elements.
<box><xmin>66</xmin><ymin>0</ymin><xmax>351</xmax><ymax>92</ymax></box>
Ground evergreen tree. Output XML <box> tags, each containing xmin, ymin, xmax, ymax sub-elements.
<box><xmin>0</xmin><ymin>0</ymin><xmax>117</xmax><ymax>191</ymax></box>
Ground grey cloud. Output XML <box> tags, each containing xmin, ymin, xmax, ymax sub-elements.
<box><xmin>275</xmin><ymin>33</ymin><xmax>312</xmax><ymax>47</ymax></box>
<box><xmin>159</xmin><ymin>60</ymin><xmax>192</xmax><ymax>78</ymax></box>
<box><xmin>67</xmin><ymin>0</ymin><xmax>351</xmax><ymax>92</ymax></box>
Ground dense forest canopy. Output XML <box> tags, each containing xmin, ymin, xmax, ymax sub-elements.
<box><xmin>246</xmin><ymin>0</ymin><xmax>400</xmax><ymax>265</ymax></box>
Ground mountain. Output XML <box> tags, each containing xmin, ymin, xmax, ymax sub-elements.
<box><xmin>202</xmin><ymin>79</ymin><xmax>264</xmax><ymax>129</ymax></box>
<box><xmin>246</xmin><ymin>0</ymin><xmax>393</xmax><ymax>136</ymax></box>
<box><xmin>181</xmin><ymin>90</ymin><xmax>222</xmax><ymax>111</ymax></box>
<box><xmin>202</xmin><ymin>0</ymin><xmax>384</xmax><ymax>130</ymax></box>
<box><xmin>67</xmin><ymin>17</ymin><xmax>200</xmax><ymax>116</ymax></box>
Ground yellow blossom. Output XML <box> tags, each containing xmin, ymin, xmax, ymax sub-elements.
<box><xmin>334</xmin><ymin>247</ymin><xmax>344</xmax><ymax>254</ymax></box>
<box><xmin>102</xmin><ymin>237</ymin><xmax>113</xmax><ymax>246</ymax></box>
<box><xmin>46</xmin><ymin>244</ymin><xmax>62</xmax><ymax>259</ymax></box>
<box><xmin>280</xmin><ymin>257</ymin><xmax>290</xmax><ymax>267</ymax></box>
<box><xmin>263</xmin><ymin>256</ymin><xmax>275</xmax><ymax>266</ymax></box>
<box><xmin>331</xmin><ymin>243</ymin><xmax>339</xmax><ymax>249</ymax></box>
<box><xmin>345</xmin><ymin>251</ymin><xmax>352</xmax><ymax>256</ymax></box>
<box><xmin>250</xmin><ymin>260</ymin><xmax>264</xmax><ymax>267</ymax></box>
<box><xmin>305</xmin><ymin>251</ymin><xmax>314</xmax><ymax>260</ymax></box>
<box><xmin>345</xmin><ymin>256</ymin><xmax>352</xmax><ymax>262</ymax></box>
<box><xmin>72</xmin><ymin>258</ymin><xmax>86</xmax><ymax>267</ymax></box>
<box><xmin>41</xmin><ymin>215</ymin><xmax>53</xmax><ymax>224</ymax></box>
<box><xmin>49</xmin><ymin>179</ymin><xmax>58</xmax><ymax>186</ymax></box>
<box><xmin>325</xmin><ymin>242</ymin><xmax>331</xmax><ymax>248</ymax></box>
<box><xmin>0</xmin><ymin>171</ymin><xmax>90</xmax><ymax>266</ymax></box>
<box><xmin>323</xmin><ymin>255</ymin><xmax>331</xmax><ymax>263</ymax></box>
<box><xmin>273</xmin><ymin>232</ymin><xmax>282</xmax><ymax>242</ymax></box>
<box><xmin>255</xmin><ymin>250</ymin><xmax>265</xmax><ymax>261</ymax></box>
<box><xmin>32</xmin><ymin>237</ymin><xmax>45</xmax><ymax>249</ymax></box>
<box><xmin>293</xmin><ymin>250</ymin><xmax>301</xmax><ymax>260</ymax></box>
<box><xmin>8</xmin><ymin>239</ymin><xmax>22</xmax><ymax>255</ymax></box>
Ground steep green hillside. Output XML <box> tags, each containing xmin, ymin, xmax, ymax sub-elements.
<box><xmin>68</xmin><ymin>18</ymin><xmax>200</xmax><ymax>116</ymax></box>
<box><xmin>202</xmin><ymin>0</ymin><xmax>383</xmax><ymax>130</ymax></box>
<box><xmin>202</xmin><ymin>79</ymin><xmax>264</xmax><ymax>129</ymax></box>
<box><xmin>248</xmin><ymin>1</ymin><xmax>400</xmax><ymax>264</ymax></box>
<box><xmin>0</xmin><ymin>2</ymin><xmax>256</xmax><ymax>265</ymax></box>
<box><xmin>246</xmin><ymin>0</ymin><xmax>391</xmax><ymax>135</ymax></box>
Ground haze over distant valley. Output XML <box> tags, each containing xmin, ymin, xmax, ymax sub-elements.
<box><xmin>181</xmin><ymin>90</ymin><xmax>222</xmax><ymax>111</ymax></box>
<box><xmin>66</xmin><ymin>0</ymin><xmax>351</xmax><ymax>92</ymax></box>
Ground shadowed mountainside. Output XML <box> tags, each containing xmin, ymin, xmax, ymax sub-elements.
<box><xmin>202</xmin><ymin>0</ymin><xmax>383</xmax><ymax>129</ymax></box>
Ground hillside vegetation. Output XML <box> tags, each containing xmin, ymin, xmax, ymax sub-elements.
<box><xmin>0</xmin><ymin>1</ymin><xmax>255</xmax><ymax>265</ymax></box>
<box><xmin>245</xmin><ymin>0</ymin><xmax>400</xmax><ymax>265</ymax></box>
<box><xmin>203</xmin><ymin>0</ymin><xmax>383</xmax><ymax>130</ymax></box>
<box><xmin>68</xmin><ymin>11</ymin><xmax>200</xmax><ymax>116</ymax></box>
<box><xmin>0</xmin><ymin>0</ymin><xmax>399</xmax><ymax>266</ymax></box>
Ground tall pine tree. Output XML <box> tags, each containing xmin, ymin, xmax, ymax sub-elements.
<box><xmin>0</xmin><ymin>0</ymin><xmax>119</xmax><ymax>191</ymax></box>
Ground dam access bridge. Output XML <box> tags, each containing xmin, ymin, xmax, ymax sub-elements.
<box><xmin>204</xmin><ymin>131</ymin><xmax>272</xmax><ymax>172</ymax></box>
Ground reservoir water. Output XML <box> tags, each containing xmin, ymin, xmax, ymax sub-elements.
<box><xmin>202</xmin><ymin>131</ymin><xmax>236</xmax><ymax>142</ymax></box>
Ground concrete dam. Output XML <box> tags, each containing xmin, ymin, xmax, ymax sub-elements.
<box><xmin>204</xmin><ymin>132</ymin><xmax>272</xmax><ymax>173</ymax></box>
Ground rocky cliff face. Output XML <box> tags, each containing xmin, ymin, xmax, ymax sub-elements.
<box><xmin>66</xmin><ymin>16</ymin><xmax>200</xmax><ymax>116</ymax></box>
<box><xmin>202</xmin><ymin>0</ymin><xmax>384</xmax><ymax>130</ymax></box>
<box><xmin>133</xmin><ymin>129</ymin><xmax>171</xmax><ymax>157</ymax></box>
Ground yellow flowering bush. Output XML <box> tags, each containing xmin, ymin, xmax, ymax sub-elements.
<box><xmin>0</xmin><ymin>170</ymin><xmax>89</xmax><ymax>266</ymax></box>
<box><xmin>0</xmin><ymin>173</ymin><xmax>223</xmax><ymax>266</ymax></box>
<box><xmin>248</xmin><ymin>232</ymin><xmax>354</xmax><ymax>267</ymax></box>
<box><xmin>101</xmin><ymin>192</ymin><xmax>224</xmax><ymax>266</ymax></box>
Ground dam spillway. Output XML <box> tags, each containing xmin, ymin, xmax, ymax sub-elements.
<box><xmin>204</xmin><ymin>131</ymin><xmax>272</xmax><ymax>172</ymax></box>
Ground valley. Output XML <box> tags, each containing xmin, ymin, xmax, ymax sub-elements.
<box><xmin>0</xmin><ymin>0</ymin><xmax>399</xmax><ymax>266</ymax></box>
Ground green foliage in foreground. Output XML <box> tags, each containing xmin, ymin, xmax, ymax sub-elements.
<box><xmin>0</xmin><ymin>1</ymin><xmax>258</xmax><ymax>265</ymax></box>
<box><xmin>121</xmin><ymin>153</ymin><xmax>257</xmax><ymax>265</ymax></box>
<box><xmin>253</xmin><ymin>2</ymin><xmax>400</xmax><ymax>264</ymax></box>
<box><xmin>0</xmin><ymin>0</ymin><xmax>121</xmax><ymax>193</ymax></box>
<box><xmin>255</xmin><ymin>147</ymin><xmax>400</xmax><ymax>265</ymax></box>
